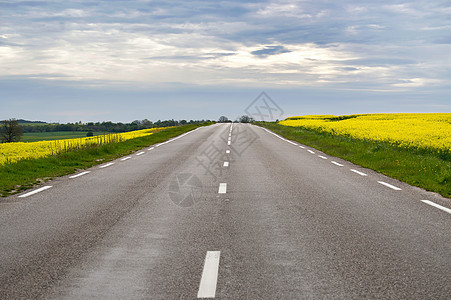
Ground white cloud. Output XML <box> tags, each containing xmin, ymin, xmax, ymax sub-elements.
<box><xmin>0</xmin><ymin>0</ymin><xmax>449</xmax><ymax>93</ymax></box>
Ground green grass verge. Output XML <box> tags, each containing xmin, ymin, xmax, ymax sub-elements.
<box><xmin>21</xmin><ymin>131</ymin><xmax>104</xmax><ymax>142</ymax></box>
<box><xmin>0</xmin><ymin>123</ymin><xmax>212</xmax><ymax>197</ymax></box>
<box><xmin>256</xmin><ymin>122</ymin><xmax>451</xmax><ymax>199</ymax></box>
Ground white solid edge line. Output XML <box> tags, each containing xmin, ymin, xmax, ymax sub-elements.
<box><xmin>136</xmin><ymin>151</ymin><xmax>145</xmax><ymax>156</ymax></box>
<box><xmin>99</xmin><ymin>162</ymin><xmax>114</xmax><ymax>168</ymax></box>
<box><xmin>378</xmin><ymin>181</ymin><xmax>402</xmax><ymax>191</ymax></box>
<box><xmin>121</xmin><ymin>157</ymin><xmax>131</xmax><ymax>161</ymax></box>
<box><xmin>226</xmin><ymin>150</ymin><xmax>230</xmax><ymax>154</ymax></box>
<box><xmin>421</xmin><ymin>200</ymin><xmax>451</xmax><ymax>214</ymax></box>
<box><xmin>69</xmin><ymin>171</ymin><xmax>90</xmax><ymax>179</ymax></box>
<box><xmin>223</xmin><ymin>162</ymin><xmax>229</xmax><ymax>167</ymax></box>
<box><xmin>197</xmin><ymin>251</ymin><xmax>221</xmax><ymax>298</ymax></box>
<box><xmin>318</xmin><ymin>155</ymin><xmax>327</xmax><ymax>159</ymax></box>
<box><xmin>350</xmin><ymin>169</ymin><xmax>368</xmax><ymax>176</ymax></box>
<box><xmin>148</xmin><ymin>147</ymin><xmax>155</xmax><ymax>150</ymax></box>
<box><xmin>218</xmin><ymin>183</ymin><xmax>227</xmax><ymax>194</ymax></box>
<box><xmin>307</xmin><ymin>150</ymin><xmax>315</xmax><ymax>154</ymax></box>
<box><xmin>299</xmin><ymin>145</ymin><xmax>305</xmax><ymax>149</ymax></box>
<box><xmin>331</xmin><ymin>161</ymin><xmax>344</xmax><ymax>167</ymax></box>
<box><xmin>18</xmin><ymin>186</ymin><xmax>52</xmax><ymax>198</ymax></box>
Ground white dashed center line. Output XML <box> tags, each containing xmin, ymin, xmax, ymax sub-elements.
<box><xmin>18</xmin><ymin>186</ymin><xmax>52</xmax><ymax>198</ymax></box>
<box><xmin>299</xmin><ymin>145</ymin><xmax>305</xmax><ymax>149</ymax></box>
<box><xmin>223</xmin><ymin>162</ymin><xmax>229</xmax><ymax>167</ymax></box>
<box><xmin>136</xmin><ymin>151</ymin><xmax>145</xmax><ymax>156</ymax></box>
<box><xmin>121</xmin><ymin>157</ymin><xmax>131</xmax><ymax>161</ymax></box>
<box><xmin>318</xmin><ymin>155</ymin><xmax>327</xmax><ymax>159</ymax></box>
<box><xmin>226</xmin><ymin>150</ymin><xmax>230</xmax><ymax>154</ymax></box>
<box><xmin>350</xmin><ymin>169</ymin><xmax>368</xmax><ymax>176</ymax></box>
<box><xmin>227</xmin><ymin>141</ymin><xmax>231</xmax><ymax>145</ymax></box>
<box><xmin>218</xmin><ymin>183</ymin><xmax>227</xmax><ymax>194</ymax></box>
<box><xmin>307</xmin><ymin>150</ymin><xmax>315</xmax><ymax>154</ymax></box>
<box><xmin>69</xmin><ymin>171</ymin><xmax>90</xmax><ymax>179</ymax></box>
<box><xmin>148</xmin><ymin>147</ymin><xmax>155</xmax><ymax>151</ymax></box>
<box><xmin>197</xmin><ymin>251</ymin><xmax>221</xmax><ymax>298</ymax></box>
<box><xmin>331</xmin><ymin>161</ymin><xmax>344</xmax><ymax>167</ymax></box>
<box><xmin>99</xmin><ymin>162</ymin><xmax>115</xmax><ymax>168</ymax></box>
<box><xmin>378</xmin><ymin>181</ymin><xmax>402</xmax><ymax>190</ymax></box>
<box><xmin>421</xmin><ymin>200</ymin><xmax>451</xmax><ymax>214</ymax></box>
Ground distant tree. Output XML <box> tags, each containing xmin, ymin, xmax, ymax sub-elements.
<box><xmin>238</xmin><ymin>115</ymin><xmax>254</xmax><ymax>123</ymax></box>
<box><xmin>218</xmin><ymin>116</ymin><xmax>229</xmax><ymax>123</ymax></box>
<box><xmin>142</xmin><ymin>119</ymin><xmax>152</xmax><ymax>128</ymax></box>
<box><xmin>86</xmin><ymin>130</ymin><xmax>94</xmax><ymax>137</ymax></box>
<box><xmin>1</xmin><ymin>119</ymin><xmax>23</xmax><ymax>143</ymax></box>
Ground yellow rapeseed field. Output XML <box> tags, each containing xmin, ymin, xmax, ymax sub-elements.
<box><xmin>279</xmin><ymin>113</ymin><xmax>451</xmax><ymax>152</ymax></box>
<box><xmin>0</xmin><ymin>128</ymin><xmax>165</xmax><ymax>165</ymax></box>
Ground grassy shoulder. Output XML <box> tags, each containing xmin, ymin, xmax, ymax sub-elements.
<box><xmin>256</xmin><ymin>122</ymin><xmax>451</xmax><ymax>199</ymax></box>
<box><xmin>0</xmin><ymin>123</ymin><xmax>212</xmax><ymax>197</ymax></box>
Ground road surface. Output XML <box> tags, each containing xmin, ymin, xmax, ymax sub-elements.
<box><xmin>0</xmin><ymin>123</ymin><xmax>449</xmax><ymax>299</ymax></box>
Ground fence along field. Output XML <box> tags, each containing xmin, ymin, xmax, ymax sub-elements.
<box><xmin>0</xmin><ymin>128</ymin><xmax>166</xmax><ymax>165</ymax></box>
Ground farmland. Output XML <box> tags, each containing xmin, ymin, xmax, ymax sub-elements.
<box><xmin>0</xmin><ymin>128</ymin><xmax>167</xmax><ymax>165</ymax></box>
<box><xmin>279</xmin><ymin>113</ymin><xmax>451</xmax><ymax>155</ymax></box>
<box><xmin>21</xmin><ymin>131</ymin><xmax>103</xmax><ymax>142</ymax></box>
<box><xmin>0</xmin><ymin>124</ymin><xmax>211</xmax><ymax>196</ymax></box>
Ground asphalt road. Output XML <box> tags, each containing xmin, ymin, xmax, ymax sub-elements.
<box><xmin>0</xmin><ymin>123</ymin><xmax>449</xmax><ymax>299</ymax></box>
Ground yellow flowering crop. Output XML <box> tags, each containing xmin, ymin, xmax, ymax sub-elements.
<box><xmin>0</xmin><ymin>128</ymin><xmax>167</xmax><ymax>165</ymax></box>
<box><xmin>279</xmin><ymin>113</ymin><xmax>451</xmax><ymax>153</ymax></box>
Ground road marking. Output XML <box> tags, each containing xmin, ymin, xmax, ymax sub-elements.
<box><xmin>197</xmin><ymin>251</ymin><xmax>221</xmax><ymax>298</ymax></box>
<box><xmin>223</xmin><ymin>162</ymin><xmax>229</xmax><ymax>167</ymax></box>
<box><xmin>121</xmin><ymin>157</ymin><xmax>131</xmax><ymax>161</ymax></box>
<box><xmin>148</xmin><ymin>147</ymin><xmax>155</xmax><ymax>151</ymax></box>
<box><xmin>378</xmin><ymin>181</ymin><xmax>402</xmax><ymax>190</ymax></box>
<box><xmin>136</xmin><ymin>151</ymin><xmax>145</xmax><ymax>156</ymax></box>
<box><xmin>228</xmin><ymin>137</ymin><xmax>231</xmax><ymax>141</ymax></box>
<box><xmin>69</xmin><ymin>171</ymin><xmax>90</xmax><ymax>179</ymax></box>
<box><xmin>421</xmin><ymin>200</ymin><xmax>451</xmax><ymax>214</ymax></box>
<box><xmin>331</xmin><ymin>161</ymin><xmax>344</xmax><ymax>167</ymax></box>
<box><xmin>318</xmin><ymin>155</ymin><xmax>327</xmax><ymax>159</ymax></box>
<box><xmin>226</xmin><ymin>150</ymin><xmax>230</xmax><ymax>154</ymax></box>
<box><xmin>99</xmin><ymin>162</ymin><xmax>114</xmax><ymax>168</ymax></box>
<box><xmin>307</xmin><ymin>150</ymin><xmax>315</xmax><ymax>154</ymax></box>
<box><xmin>299</xmin><ymin>145</ymin><xmax>305</xmax><ymax>149</ymax></box>
<box><xmin>227</xmin><ymin>141</ymin><xmax>231</xmax><ymax>145</ymax></box>
<box><xmin>350</xmin><ymin>169</ymin><xmax>368</xmax><ymax>176</ymax></box>
<box><xmin>18</xmin><ymin>186</ymin><xmax>52</xmax><ymax>198</ymax></box>
<box><xmin>218</xmin><ymin>183</ymin><xmax>227</xmax><ymax>194</ymax></box>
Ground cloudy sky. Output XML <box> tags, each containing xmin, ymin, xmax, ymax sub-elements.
<box><xmin>1</xmin><ymin>0</ymin><xmax>450</xmax><ymax>122</ymax></box>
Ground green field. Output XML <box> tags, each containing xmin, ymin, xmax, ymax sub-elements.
<box><xmin>21</xmin><ymin>131</ymin><xmax>104</xmax><ymax>142</ymax></box>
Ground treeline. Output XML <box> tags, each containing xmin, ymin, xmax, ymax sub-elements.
<box><xmin>21</xmin><ymin>119</ymin><xmax>212</xmax><ymax>133</ymax></box>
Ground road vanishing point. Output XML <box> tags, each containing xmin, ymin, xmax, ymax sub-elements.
<box><xmin>1</xmin><ymin>123</ymin><xmax>450</xmax><ymax>299</ymax></box>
